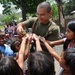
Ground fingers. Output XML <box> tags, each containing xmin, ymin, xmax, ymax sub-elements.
<box><xmin>17</xmin><ymin>25</ymin><xmax>24</xmax><ymax>35</ymax></box>
<box><xmin>33</xmin><ymin>33</ymin><xmax>39</xmax><ymax>41</ymax></box>
<box><xmin>20</xmin><ymin>33</ymin><xmax>43</xmax><ymax>44</ymax></box>
<box><xmin>39</xmin><ymin>36</ymin><xmax>46</xmax><ymax>42</ymax></box>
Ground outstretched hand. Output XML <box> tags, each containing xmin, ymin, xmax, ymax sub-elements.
<box><xmin>17</xmin><ymin>23</ymin><xmax>24</xmax><ymax>35</ymax></box>
<box><xmin>33</xmin><ymin>33</ymin><xmax>39</xmax><ymax>41</ymax></box>
<box><xmin>39</xmin><ymin>36</ymin><xmax>46</xmax><ymax>43</ymax></box>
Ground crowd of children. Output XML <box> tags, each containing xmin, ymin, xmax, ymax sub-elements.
<box><xmin>0</xmin><ymin>20</ymin><xmax>75</xmax><ymax>75</ymax></box>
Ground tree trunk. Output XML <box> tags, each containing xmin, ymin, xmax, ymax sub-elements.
<box><xmin>58</xmin><ymin>4</ymin><xmax>65</xmax><ymax>28</ymax></box>
<box><xmin>20</xmin><ymin>0</ymin><xmax>26</xmax><ymax>21</ymax></box>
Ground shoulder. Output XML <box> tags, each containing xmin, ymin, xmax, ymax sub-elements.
<box><xmin>23</xmin><ymin>17</ymin><xmax>37</xmax><ymax>24</ymax></box>
<box><xmin>49</xmin><ymin>19</ymin><xmax>59</xmax><ymax>30</ymax></box>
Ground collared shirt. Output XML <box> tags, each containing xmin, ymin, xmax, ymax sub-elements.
<box><xmin>0</xmin><ymin>44</ymin><xmax>15</xmax><ymax>56</ymax></box>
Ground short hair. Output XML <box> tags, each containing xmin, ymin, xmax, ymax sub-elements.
<box><xmin>10</xmin><ymin>39</ymin><xmax>21</xmax><ymax>52</ymax></box>
<box><xmin>0</xmin><ymin>57</ymin><xmax>23</xmax><ymax>75</ymax></box>
<box><xmin>64</xmin><ymin>48</ymin><xmax>75</xmax><ymax>75</ymax></box>
<box><xmin>0</xmin><ymin>31</ymin><xmax>5</xmax><ymax>36</ymax></box>
<box><xmin>28</xmin><ymin>51</ymin><xmax>55</xmax><ymax>75</ymax></box>
<box><xmin>37</xmin><ymin>1</ymin><xmax>51</xmax><ymax>12</ymax></box>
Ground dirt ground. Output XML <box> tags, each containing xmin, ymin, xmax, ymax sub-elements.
<box><xmin>53</xmin><ymin>44</ymin><xmax>63</xmax><ymax>75</ymax></box>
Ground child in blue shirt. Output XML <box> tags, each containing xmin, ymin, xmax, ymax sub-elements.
<box><xmin>0</xmin><ymin>31</ymin><xmax>15</xmax><ymax>57</ymax></box>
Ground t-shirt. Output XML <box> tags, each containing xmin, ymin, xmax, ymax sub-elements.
<box><xmin>0</xmin><ymin>44</ymin><xmax>15</xmax><ymax>56</ymax></box>
<box><xmin>23</xmin><ymin>17</ymin><xmax>60</xmax><ymax>41</ymax></box>
<box><xmin>24</xmin><ymin>17</ymin><xmax>60</xmax><ymax>61</ymax></box>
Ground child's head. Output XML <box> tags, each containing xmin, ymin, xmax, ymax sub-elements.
<box><xmin>65</xmin><ymin>20</ymin><xmax>75</xmax><ymax>40</ymax></box>
<box><xmin>0</xmin><ymin>31</ymin><xmax>6</xmax><ymax>45</ymax></box>
<box><xmin>28</xmin><ymin>51</ymin><xmax>55</xmax><ymax>75</ymax></box>
<box><xmin>10</xmin><ymin>39</ymin><xmax>21</xmax><ymax>52</ymax></box>
<box><xmin>0</xmin><ymin>57</ymin><xmax>23</xmax><ymax>75</ymax></box>
<box><xmin>64</xmin><ymin>48</ymin><xmax>75</xmax><ymax>75</ymax></box>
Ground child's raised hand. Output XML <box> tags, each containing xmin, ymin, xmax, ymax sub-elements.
<box><xmin>39</xmin><ymin>36</ymin><xmax>46</xmax><ymax>43</ymax></box>
<box><xmin>22</xmin><ymin>35</ymin><xmax>28</xmax><ymax>40</ymax></box>
<box><xmin>33</xmin><ymin>33</ymin><xmax>39</xmax><ymax>41</ymax></box>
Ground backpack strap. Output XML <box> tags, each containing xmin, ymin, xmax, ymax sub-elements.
<box><xmin>44</xmin><ymin>21</ymin><xmax>52</xmax><ymax>39</ymax></box>
<box><xmin>44</xmin><ymin>20</ymin><xmax>60</xmax><ymax>40</ymax></box>
<box><xmin>32</xmin><ymin>18</ymin><xmax>38</xmax><ymax>33</ymax></box>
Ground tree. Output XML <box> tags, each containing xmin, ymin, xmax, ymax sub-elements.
<box><xmin>64</xmin><ymin>0</ymin><xmax>75</xmax><ymax>15</ymax></box>
<box><xmin>0</xmin><ymin>0</ymin><xmax>45</xmax><ymax>20</ymax></box>
<box><xmin>55</xmin><ymin>0</ymin><xmax>66</xmax><ymax>28</ymax></box>
<box><xmin>0</xmin><ymin>14</ymin><xmax>19</xmax><ymax>25</ymax></box>
<box><xmin>51</xmin><ymin>4</ymin><xmax>58</xmax><ymax>21</ymax></box>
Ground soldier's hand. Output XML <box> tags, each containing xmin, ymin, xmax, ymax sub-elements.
<box><xmin>17</xmin><ymin>23</ymin><xmax>24</xmax><ymax>35</ymax></box>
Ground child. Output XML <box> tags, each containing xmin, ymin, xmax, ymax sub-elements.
<box><xmin>40</xmin><ymin>20</ymin><xmax>75</xmax><ymax>75</ymax></box>
<box><xmin>10</xmin><ymin>33</ymin><xmax>31</xmax><ymax>60</ymax></box>
<box><xmin>10</xmin><ymin>38</ymin><xmax>21</xmax><ymax>52</ymax></box>
<box><xmin>64</xmin><ymin>48</ymin><xmax>75</xmax><ymax>75</ymax></box>
<box><xmin>0</xmin><ymin>57</ymin><xmax>23</xmax><ymax>75</ymax></box>
<box><xmin>28</xmin><ymin>51</ymin><xmax>55</xmax><ymax>75</ymax></box>
<box><xmin>0</xmin><ymin>31</ymin><xmax>15</xmax><ymax>57</ymax></box>
<box><xmin>28</xmin><ymin>33</ymin><xmax>55</xmax><ymax>75</ymax></box>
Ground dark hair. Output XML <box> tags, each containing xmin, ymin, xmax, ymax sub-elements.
<box><xmin>67</xmin><ymin>20</ymin><xmax>75</xmax><ymax>33</ymax></box>
<box><xmin>63</xmin><ymin>39</ymin><xmax>71</xmax><ymax>50</ymax></box>
<box><xmin>0</xmin><ymin>31</ymin><xmax>5</xmax><ymax>36</ymax></box>
<box><xmin>37</xmin><ymin>1</ymin><xmax>51</xmax><ymax>12</ymax></box>
<box><xmin>0</xmin><ymin>50</ymin><xmax>2</xmax><ymax>60</ymax></box>
<box><xmin>0</xmin><ymin>57</ymin><xmax>23</xmax><ymax>75</ymax></box>
<box><xmin>28</xmin><ymin>51</ymin><xmax>55</xmax><ymax>75</ymax></box>
<box><xmin>10</xmin><ymin>39</ymin><xmax>21</xmax><ymax>52</ymax></box>
<box><xmin>9</xmin><ymin>22</ymin><xmax>13</xmax><ymax>26</ymax></box>
<box><xmin>64</xmin><ymin>49</ymin><xmax>75</xmax><ymax>75</ymax></box>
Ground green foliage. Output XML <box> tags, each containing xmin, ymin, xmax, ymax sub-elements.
<box><xmin>64</xmin><ymin>0</ymin><xmax>75</xmax><ymax>15</ymax></box>
<box><xmin>2</xmin><ymin>15</ymin><xmax>12</xmax><ymax>23</ymax></box>
<box><xmin>1</xmin><ymin>14</ymin><xmax>19</xmax><ymax>24</ymax></box>
<box><xmin>25</xmin><ymin>0</ymin><xmax>45</xmax><ymax>14</ymax></box>
<box><xmin>0</xmin><ymin>1</ymin><xmax>12</xmax><ymax>15</ymax></box>
<box><xmin>0</xmin><ymin>25</ymin><xmax>4</xmax><ymax>30</ymax></box>
<box><xmin>46</xmin><ymin>0</ymin><xmax>58</xmax><ymax>20</ymax></box>
<box><xmin>51</xmin><ymin>4</ymin><xmax>58</xmax><ymax>20</ymax></box>
<box><xmin>0</xmin><ymin>0</ymin><xmax>45</xmax><ymax>14</ymax></box>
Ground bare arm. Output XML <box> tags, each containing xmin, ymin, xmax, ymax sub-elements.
<box><xmin>59</xmin><ymin>51</ymin><xmax>66</xmax><ymax>69</ymax></box>
<box><xmin>47</xmin><ymin>39</ymin><xmax>64</xmax><ymax>46</ymax></box>
<box><xmin>17</xmin><ymin>36</ymin><xmax>28</xmax><ymax>70</ymax></box>
<box><xmin>33</xmin><ymin>34</ymin><xmax>42</xmax><ymax>51</ymax></box>
<box><xmin>24</xmin><ymin>34</ymin><xmax>31</xmax><ymax>60</ymax></box>
<box><xmin>40</xmin><ymin>37</ymin><xmax>60</xmax><ymax>61</ymax></box>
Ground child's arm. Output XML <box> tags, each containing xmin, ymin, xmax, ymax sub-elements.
<box><xmin>40</xmin><ymin>37</ymin><xmax>60</xmax><ymax>61</ymax></box>
<box><xmin>24</xmin><ymin>34</ymin><xmax>31</xmax><ymax>60</ymax></box>
<box><xmin>59</xmin><ymin>51</ymin><xmax>67</xmax><ymax>69</ymax></box>
<box><xmin>33</xmin><ymin>34</ymin><xmax>42</xmax><ymax>51</ymax></box>
<box><xmin>17</xmin><ymin>36</ymin><xmax>28</xmax><ymax>70</ymax></box>
<box><xmin>47</xmin><ymin>39</ymin><xmax>65</xmax><ymax>46</ymax></box>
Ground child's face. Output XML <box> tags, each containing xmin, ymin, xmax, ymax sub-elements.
<box><xmin>0</xmin><ymin>35</ymin><xmax>6</xmax><ymax>45</ymax></box>
<box><xmin>65</xmin><ymin>28</ymin><xmax>75</xmax><ymax>40</ymax></box>
<box><xmin>15</xmin><ymin>41</ymin><xmax>21</xmax><ymax>51</ymax></box>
